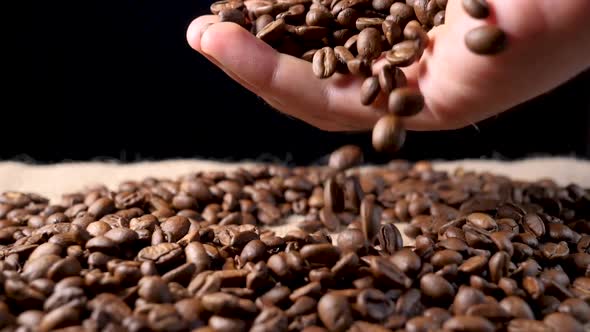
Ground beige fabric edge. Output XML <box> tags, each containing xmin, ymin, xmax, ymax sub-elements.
<box><xmin>0</xmin><ymin>157</ymin><xmax>588</xmax><ymax>202</ymax></box>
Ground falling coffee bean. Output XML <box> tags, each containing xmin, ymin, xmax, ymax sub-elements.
<box><xmin>388</xmin><ymin>87</ymin><xmax>425</xmax><ymax>117</ymax></box>
<box><xmin>379</xmin><ymin>65</ymin><xmax>407</xmax><ymax>93</ymax></box>
<box><xmin>372</xmin><ymin>115</ymin><xmax>406</xmax><ymax>154</ymax></box>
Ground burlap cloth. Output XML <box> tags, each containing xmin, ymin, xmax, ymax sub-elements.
<box><xmin>1</xmin><ymin>158</ymin><xmax>589</xmax><ymax>245</ymax></box>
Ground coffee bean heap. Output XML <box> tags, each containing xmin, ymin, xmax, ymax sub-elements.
<box><xmin>209</xmin><ymin>0</ymin><xmax>508</xmax><ymax>154</ymax></box>
<box><xmin>0</xmin><ymin>147</ymin><xmax>588</xmax><ymax>332</ymax></box>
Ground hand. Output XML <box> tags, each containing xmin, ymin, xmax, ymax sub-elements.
<box><xmin>187</xmin><ymin>0</ymin><xmax>590</xmax><ymax>132</ymax></box>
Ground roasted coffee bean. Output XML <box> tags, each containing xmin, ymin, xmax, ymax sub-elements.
<box><xmin>334</xmin><ymin>46</ymin><xmax>355</xmax><ymax>73</ymax></box>
<box><xmin>377</xmin><ymin>223</ymin><xmax>403</xmax><ymax>254</ymax></box>
<box><xmin>328</xmin><ymin>145</ymin><xmax>363</xmax><ymax>171</ymax></box>
<box><xmin>318</xmin><ymin>293</ymin><xmax>353</xmax><ymax>332</ymax></box>
<box><xmin>403</xmin><ymin>20</ymin><xmax>429</xmax><ymax>52</ymax></box>
<box><xmin>210</xmin><ymin>0</ymin><xmax>245</xmax><ymax>15</ymax></box>
<box><xmin>382</xmin><ymin>20</ymin><xmax>402</xmax><ymax>46</ymax></box>
<box><xmin>499</xmin><ymin>296</ymin><xmax>535</xmax><ymax>320</ymax></box>
<box><xmin>38</xmin><ymin>306</ymin><xmax>80</xmax><ymax>332</ymax></box>
<box><xmin>337</xmin><ymin>8</ymin><xmax>360</xmax><ymax>28</ymax></box>
<box><xmin>462</xmin><ymin>0</ymin><xmax>489</xmax><ymax>19</ymax></box>
<box><xmin>523</xmin><ymin>213</ymin><xmax>546</xmax><ymax>237</ymax></box>
<box><xmin>390</xmin><ymin>248</ymin><xmax>422</xmax><ymax>276</ymax></box>
<box><xmin>209</xmin><ymin>315</ymin><xmax>247</xmax><ymax>332</ymax></box>
<box><xmin>257</xmin><ymin>18</ymin><xmax>286</xmax><ymax>43</ymax></box>
<box><xmin>442</xmin><ymin>315</ymin><xmax>495</xmax><ymax>332</ymax></box>
<box><xmin>251</xmin><ymin>306</ymin><xmax>289</xmax><ymax>332</ymax></box>
<box><xmin>387</xmin><ymin>87</ymin><xmax>424</xmax><ymax>116</ymax></box>
<box><xmin>312</xmin><ymin>47</ymin><xmax>338</xmax><ymax>79</ymax></box>
<box><xmin>433</xmin><ymin>10</ymin><xmax>445</xmax><ymax>26</ymax></box>
<box><xmin>138</xmin><ymin>276</ymin><xmax>173</xmax><ymax>303</ymax></box>
<box><xmin>218</xmin><ymin>8</ymin><xmax>247</xmax><ymax>26</ymax></box>
<box><xmin>543</xmin><ymin>312</ymin><xmax>584</xmax><ymax>332</ymax></box>
<box><xmin>360</xmin><ymin>196</ymin><xmax>382</xmax><ymax>243</ymax></box>
<box><xmin>465</xmin><ymin>25</ymin><xmax>508</xmax><ymax>55</ymax></box>
<box><xmin>558</xmin><ymin>298</ymin><xmax>590</xmax><ymax>323</ymax></box>
<box><xmin>306</xmin><ymin>8</ymin><xmax>333</xmax><ymax>27</ymax></box>
<box><xmin>356</xmin><ymin>288</ymin><xmax>394</xmax><ymax>321</ymax></box>
<box><xmin>373</xmin><ymin>0</ymin><xmax>394</xmax><ymax>11</ymax></box>
<box><xmin>301</xmin><ymin>243</ymin><xmax>340</xmax><ymax>266</ymax></box>
<box><xmin>255</xmin><ymin>14</ymin><xmax>274</xmax><ymax>34</ymax></box>
<box><xmin>138</xmin><ymin>242</ymin><xmax>183</xmax><ymax>266</ymax></box>
<box><xmin>389</xmin><ymin>2</ymin><xmax>415</xmax><ymax>27</ymax></box>
<box><xmin>372</xmin><ymin>114</ymin><xmax>406</xmax><ymax>154</ymax></box>
<box><xmin>277</xmin><ymin>4</ymin><xmax>306</xmax><ymax>24</ymax></box>
<box><xmin>324</xmin><ymin>178</ymin><xmax>345</xmax><ymax>212</ymax></box>
<box><xmin>336</xmin><ymin>228</ymin><xmax>367</xmax><ymax>253</ymax></box>
<box><xmin>320</xmin><ymin>208</ymin><xmax>341</xmax><ymax>232</ymax></box>
<box><xmin>413</xmin><ymin>0</ymin><xmax>436</xmax><ymax>26</ymax></box>
<box><xmin>365</xmin><ymin>255</ymin><xmax>413</xmax><ymax>288</ymax></box>
<box><xmin>290</xmin><ymin>281</ymin><xmax>322</xmax><ymax>302</ymax></box>
<box><xmin>360</xmin><ymin>76</ymin><xmax>381</xmax><ymax>105</ymax></box>
<box><xmin>88</xmin><ymin>197</ymin><xmax>115</xmax><ymax>218</ymax></box>
<box><xmin>356</xmin><ymin>27</ymin><xmax>382</xmax><ymax>60</ymax></box>
<box><xmin>385</xmin><ymin>40</ymin><xmax>419</xmax><ymax>67</ymax></box>
<box><xmin>288</xmin><ymin>25</ymin><xmax>330</xmax><ymax>40</ymax></box>
<box><xmin>459</xmin><ymin>256</ymin><xmax>488</xmax><ymax>274</ymax></box>
<box><xmin>346</xmin><ymin>58</ymin><xmax>372</xmax><ymax>77</ymax></box>
<box><xmin>431</xmin><ymin>249</ymin><xmax>463</xmax><ymax>268</ymax></box>
<box><xmin>201</xmin><ymin>292</ymin><xmax>257</xmax><ymax>316</ymax></box>
<box><xmin>378</xmin><ymin>64</ymin><xmax>406</xmax><ymax>94</ymax></box>
<box><xmin>356</xmin><ymin>17</ymin><xmax>384</xmax><ymax>30</ymax></box>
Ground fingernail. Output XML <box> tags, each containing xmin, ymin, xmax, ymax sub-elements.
<box><xmin>200</xmin><ymin>23</ymin><xmax>214</xmax><ymax>39</ymax></box>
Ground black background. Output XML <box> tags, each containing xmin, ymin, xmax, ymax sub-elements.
<box><xmin>4</xmin><ymin>1</ymin><xmax>590</xmax><ymax>166</ymax></box>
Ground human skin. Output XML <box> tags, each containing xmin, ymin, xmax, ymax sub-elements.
<box><xmin>186</xmin><ymin>0</ymin><xmax>590</xmax><ymax>132</ymax></box>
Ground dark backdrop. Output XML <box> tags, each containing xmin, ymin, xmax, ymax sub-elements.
<box><xmin>4</xmin><ymin>1</ymin><xmax>590</xmax><ymax>166</ymax></box>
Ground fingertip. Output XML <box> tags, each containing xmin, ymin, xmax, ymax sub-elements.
<box><xmin>186</xmin><ymin>15</ymin><xmax>219</xmax><ymax>52</ymax></box>
<box><xmin>200</xmin><ymin>21</ymin><xmax>273</xmax><ymax>60</ymax></box>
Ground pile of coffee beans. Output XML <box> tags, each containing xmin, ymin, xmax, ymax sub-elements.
<box><xmin>208</xmin><ymin>0</ymin><xmax>507</xmax><ymax>154</ymax></box>
<box><xmin>0</xmin><ymin>147</ymin><xmax>588</xmax><ymax>331</ymax></box>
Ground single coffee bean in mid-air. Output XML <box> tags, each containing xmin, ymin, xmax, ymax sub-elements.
<box><xmin>388</xmin><ymin>87</ymin><xmax>425</xmax><ymax>117</ymax></box>
<box><xmin>372</xmin><ymin>114</ymin><xmax>406</xmax><ymax>154</ymax></box>
<box><xmin>379</xmin><ymin>65</ymin><xmax>407</xmax><ymax>93</ymax></box>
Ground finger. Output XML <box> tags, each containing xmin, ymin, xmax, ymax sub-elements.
<box><xmin>187</xmin><ymin>16</ymin><xmax>274</xmax><ymax>107</ymax></box>
<box><xmin>199</xmin><ymin>22</ymin><xmax>385</xmax><ymax>131</ymax></box>
<box><xmin>186</xmin><ymin>15</ymin><xmax>219</xmax><ymax>53</ymax></box>
<box><xmin>187</xmin><ymin>18</ymin><xmax>332</xmax><ymax>128</ymax></box>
